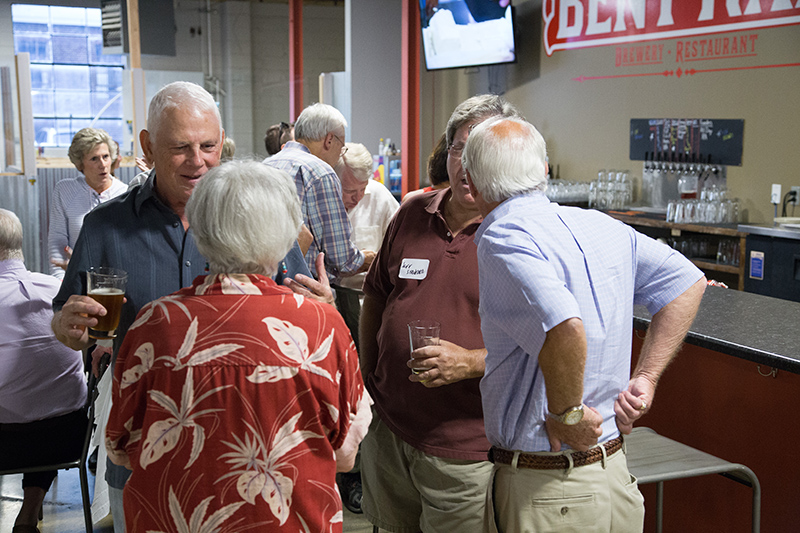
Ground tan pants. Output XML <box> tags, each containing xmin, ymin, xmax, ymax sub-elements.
<box><xmin>485</xmin><ymin>444</ymin><xmax>644</xmax><ymax>533</ymax></box>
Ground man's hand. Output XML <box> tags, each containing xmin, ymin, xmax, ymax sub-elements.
<box><xmin>614</xmin><ymin>376</ymin><xmax>654</xmax><ymax>434</ymax></box>
<box><xmin>283</xmin><ymin>252</ymin><xmax>335</xmax><ymax>306</ymax></box>
<box><xmin>91</xmin><ymin>343</ymin><xmax>114</xmax><ymax>378</ymax></box>
<box><xmin>545</xmin><ymin>404</ymin><xmax>603</xmax><ymax>452</ymax></box>
<box><xmin>52</xmin><ymin>294</ymin><xmax>106</xmax><ymax>351</ymax></box>
<box><xmin>50</xmin><ymin>246</ymin><xmax>73</xmax><ymax>271</ymax></box>
<box><xmin>407</xmin><ymin>340</ymin><xmax>486</xmax><ymax>387</ymax></box>
<box><xmin>356</xmin><ymin>250</ymin><xmax>376</xmax><ymax>274</ymax></box>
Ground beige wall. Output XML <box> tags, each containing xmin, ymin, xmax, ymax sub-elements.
<box><xmin>419</xmin><ymin>0</ymin><xmax>800</xmax><ymax>223</ymax></box>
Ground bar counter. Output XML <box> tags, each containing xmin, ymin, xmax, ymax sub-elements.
<box><xmin>630</xmin><ymin>285</ymin><xmax>800</xmax><ymax>532</ymax></box>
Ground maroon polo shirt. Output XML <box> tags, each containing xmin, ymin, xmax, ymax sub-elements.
<box><xmin>363</xmin><ymin>188</ymin><xmax>490</xmax><ymax>460</ymax></box>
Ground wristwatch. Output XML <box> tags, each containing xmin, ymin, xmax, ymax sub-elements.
<box><xmin>548</xmin><ymin>405</ymin><xmax>584</xmax><ymax>425</ymax></box>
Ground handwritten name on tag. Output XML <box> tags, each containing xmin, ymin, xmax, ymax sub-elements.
<box><xmin>399</xmin><ymin>258</ymin><xmax>430</xmax><ymax>280</ymax></box>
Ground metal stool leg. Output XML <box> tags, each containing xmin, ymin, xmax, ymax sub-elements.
<box><xmin>655</xmin><ymin>481</ymin><xmax>664</xmax><ymax>533</ymax></box>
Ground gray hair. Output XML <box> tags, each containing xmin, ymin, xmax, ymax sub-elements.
<box><xmin>335</xmin><ymin>142</ymin><xmax>373</xmax><ymax>182</ymax></box>
<box><xmin>186</xmin><ymin>160</ymin><xmax>302</xmax><ymax>276</ymax></box>
<box><xmin>0</xmin><ymin>208</ymin><xmax>24</xmax><ymax>261</ymax></box>
<box><xmin>221</xmin><ymin>137</ymin><xmax>236</xmax><ymax>162</ymax></box>
<box><xmin>294</xmin><ymin>103</ymin><xmax>347</xmax><ymax>142</ymax></box>
<box><xmin>463</xmin><ymin>116</ymin><xmax>548</xmax><ymax>203</ymax></box>
<box><xmin>147</xmin><ymin>82</ymin><xmax>222</xmax><ymax>144</ymax></box>
<box><xmin>68</xmin><ymin>128</ymin><xmax>117</xmax><ymax>171</ymax></box>
<box><xmin>445</xmin><ymin>94</ymin><xmax>521</xmax><ymax>147</ymax></box>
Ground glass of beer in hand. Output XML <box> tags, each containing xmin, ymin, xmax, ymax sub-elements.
<box><xmin>87</xmin><ymin>267</ymin><xmax>127</xmax><ymax>339</ymax></box>
<box><xmin>408</xmin><ymin>320</ymin><xmax>440</xmax><ymax>375</ymax></box>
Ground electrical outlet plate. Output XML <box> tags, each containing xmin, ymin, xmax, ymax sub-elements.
<box><xmin>791</xmin><ymin>186</ymin><xmax>800</xmax><ymax>205</ymax></box>
<box><xmin>771</xmin><ymin>184</ymin><xmax>782</xmax><ymax>204</ymax></box>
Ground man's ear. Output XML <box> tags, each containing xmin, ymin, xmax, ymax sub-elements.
<box><xmin>466</xmin><ymin>170</ymin><xmax>479</xmax><ymax>198</ymax></box>
<box><xmin>140</xmin><ymin>129</ymin><xmax>153</xmax><ymax>162</ymax></box>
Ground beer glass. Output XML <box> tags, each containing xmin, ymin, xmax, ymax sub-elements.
<box><xmin>87</xmin><ymin>267</ymin><xmax>127</xmax><ymax>339</ymax></box>
<box><xmin>408</xmin><ymin>320</ymin><xmax>440</xmax><ymax>375</ymax></box>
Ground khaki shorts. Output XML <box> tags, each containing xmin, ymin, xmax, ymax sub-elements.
<box><xmin>361</xmin><ymin>413</ymin><xmax>493</xmax><ymax>533</ymax></box>
<box><xmin>484</xmin><ymin>442</ymin><xmax>645</xmax><ymax>533</ymax></box>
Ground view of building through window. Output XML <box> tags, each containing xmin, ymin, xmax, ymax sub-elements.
<box><xmin>11</xmin><ymin>4</ymin><xmax>126</xmax><ymax>148</ymax></box>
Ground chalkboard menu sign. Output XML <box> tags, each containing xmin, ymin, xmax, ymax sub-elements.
<box><xmin>630</xmin><ymin>118</ymin><xmax>744</xmax><ymax>166</ymax></box>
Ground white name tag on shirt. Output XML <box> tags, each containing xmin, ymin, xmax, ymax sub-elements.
<box><xmin>399</xmin><ymin>258</ymin><xmax>430</xmax><ymax>280</ymax></box>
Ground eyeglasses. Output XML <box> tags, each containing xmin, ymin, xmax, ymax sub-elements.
<box><xmin>448</xmin><ymin>143</ymin><xmax>465</xmax><ymax>157</ymax></box>
<box><xmin>332</xmin><ymin>133</ymin><xmax>348</xmax><ymax>156</ymax></box>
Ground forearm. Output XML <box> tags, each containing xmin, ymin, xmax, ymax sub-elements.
<box><xmin>358</xmin><ymin>294</ymin><xmax>385</xmax><ymax>383</ymax></box>
<box><xmin>633</xmin><ymin>278</ymin><xmax>706</xmax><ymax>386</ymax></box>
<box><xmin>538</xmin><ymin>318</ymin><xmax>587</xmax><ymax>414</ymax></box>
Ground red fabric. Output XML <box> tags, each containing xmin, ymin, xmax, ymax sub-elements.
<box><xmin>106</xmin><ymin>273</ymin><xmax>362</xmax><ymax>532</ymax></box>
<box><xmin>363</xmin><ymin>188</ymin><xmax>490</xmax><ymax>460</ymax></box>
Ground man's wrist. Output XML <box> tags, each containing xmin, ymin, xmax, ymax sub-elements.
<box><xmin>547</xmin><ymin>404</ymin><xmax>585</xmax><ymax>425</ymax></box>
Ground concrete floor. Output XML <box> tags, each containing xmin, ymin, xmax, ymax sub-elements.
<box><xmin>0</xmin><ymin>466</ymin><xmax>374</xmax><ymax>532</ymax></box>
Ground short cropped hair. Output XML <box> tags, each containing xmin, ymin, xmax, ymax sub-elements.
<box><xmin>264</xmin><ymin>122</ymin><xmax>294</xmax><ymax>155</ymax></box>
<box><xmin>68</xmin><ymin>128</ymin><xmax>117</xmax><ymax>171</ymax></box>
<box><xmin>463</xmin><ymin>116</ymin><xmax>548</xmax><ymax>203</ymax></box>
<box><xmin>445</xmin><ymin>94</ymin><xmax>521</xmax><ymax>147</ymax></box>
<box><xmin>335</xmin><ymin>143</ymin><xmax>373</xmax><ymax>182</ymax></box>
<box><xmin>427</xmin><ymin>133</ymin><xmax>449</xmax><ymax>187</ymax></box>
<box><xmin>147</xmin><ymin>82</ymin><xmax>222</xmax><ymax>144</ymax></box>
<box><xmin>186</xmin><ymin>160</ymin><xmax>302</xmax><ymax>276</ymax></box>
<box><xmin>294</xmin><ymin>103</ymin><xmax>347</xmax><ymax>142</ymax></box>
<box><xmin>0</xmin><ymin>208</ymin><xmax>24</xmax><ymax>261</ymax></box>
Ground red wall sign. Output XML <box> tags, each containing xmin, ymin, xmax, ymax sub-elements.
<box><xmin>543</xmin><ymin>0</ymin><xmax>800</xmax><ymax>56</ymax></box>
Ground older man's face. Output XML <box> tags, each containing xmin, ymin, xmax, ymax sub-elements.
<box><xmin>339</xmin><ymin>164</ymin><xmax>368</xmax><ymax>211</ymax></box>
<box><xmin>144</xmin><ymin>106</ymin><xmax>223</xmax><ymax>213</ymax></box>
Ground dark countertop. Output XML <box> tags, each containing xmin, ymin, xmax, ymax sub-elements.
<box><xmin>738</xmin><ymin>223</ymin><xmax>800</xmax><ymax>240</ymax></box>
<box><xmin>633</xmin><ymin>286</ymin><xmax>800</xmax><ymax>374</ymax></box>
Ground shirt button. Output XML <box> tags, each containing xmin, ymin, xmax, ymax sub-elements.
<box><xmin>446</xmin><ymin>232</ymin><xmax>451</xmax><ymax>237</ymax></box>
<box><xmin>185</xmin><ymin>260</ymin><xmax>191</xmax><ymax>267</ymax></box>
<box><xmin>173</xmin><ymin>221</ymin><xmax>179</xmax><ymax>228</ymax></box>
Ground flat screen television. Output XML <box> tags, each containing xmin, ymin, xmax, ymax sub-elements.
<box><xmin>420</xmin><ymin>0</ymin><xmax>516</xmax><ymax>71</ymax></box>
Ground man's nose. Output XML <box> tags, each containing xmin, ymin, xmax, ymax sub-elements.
<box><xmin>187</xmin><ymin>146</ymin><xmax>204</xmax><ymax>166</ymax></box>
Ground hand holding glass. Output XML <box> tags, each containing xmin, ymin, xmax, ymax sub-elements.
<box><xmin>87</xmin><ymin>267</ymin><xmax>127</xmax><ymax>339</ymax></box>
<box><xmin>408</xmin><ymin>320</ymin><xmax>440</xmax><ymax>375</ymax></box>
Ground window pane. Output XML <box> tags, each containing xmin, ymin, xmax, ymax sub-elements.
<box><xmin>30</xmin><ymin>65</ymin><xmax>54</xmax><ymax>90</ymax></box>
<box><xmin>31</xmin><ymin>91</ymin><xmax>56</xmax><ymax>117</ymax></box>
<box><xmin>91</xmin><ymin>67</ymin><xmax>123</xmax><ymax>92</ymax></box>
<box><xmin>52</xmin><ymin>35</ymin><xmax>89</xmax><ymax>64</ymax></box>
<box><xmin>88</xmin><ymin>36</ymin><xmax>126</xmax><ymax>66</ymax></box>
<box><xmin>51</xmin><ymin>7</ymin><xmax>87</xmax><ymax>35</ymax></box>
<box><xmin>94</xmin><ymin>119</ymin><xmax>125</xmax><ymax>144</ymax></box>
<box><xmin>11</xmin><ymin>4</ymin><xmax>50</xmax><ymax>25</ymax></box>
<box><xmin>34</xmin><ymin>119</ymin><xmax>57</xmax><ymax>146</ymax></box>
<box><xmin>54</xmin><ymin>65</ymin><xmax>90</xmax><ymax>91</ymax></box>
<box><xmin>55</xmin><ymin>91</ymin><xmax>91</xmax><ymax>118</ymax></box>
<box><xmin>13</xmin><ymin>21</ymin><xmax>49</xmax><ymax>34</ymax></box>
<box><xmin>56</xmin><ymin>118</ymin><xmax>92</xmax><ymax>147</ymax></box>
<box><xmin>14</xmin><ymin>34</ymin><xmax>52</xmax><ymax>63</ymax></box>
<box><xmin>92</xmin><ymin>92</ymin><xmax>123</xmax><ymax>119</ymax></box>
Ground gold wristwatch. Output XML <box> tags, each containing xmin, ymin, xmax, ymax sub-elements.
<box><xmin>548</xmin><ymin>405</ymin><xmax>584</xmax><ymax>425</ymax></box>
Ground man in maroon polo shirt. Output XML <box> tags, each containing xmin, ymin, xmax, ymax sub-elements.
<box><xmin>359</xmin><ymin>94</ymin><xmax>520</xmax><ymax>533</ymax></box>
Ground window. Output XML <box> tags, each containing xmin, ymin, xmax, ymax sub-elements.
<box><xmin>12</xmin><ymin>4</ymin><xmax>126</xmax><ymax>148</ymax></box>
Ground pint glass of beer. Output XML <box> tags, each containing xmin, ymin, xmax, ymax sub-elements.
<box><xmin>87</xmin><ymin>267</ymin><xmax>127</xmax><ymax>339</ymax></box>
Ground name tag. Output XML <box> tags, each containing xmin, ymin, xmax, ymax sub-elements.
<box><xmin>399</xmin><ymin>258</ymin><xmax>430</xmax><ymax>280</ymax></box>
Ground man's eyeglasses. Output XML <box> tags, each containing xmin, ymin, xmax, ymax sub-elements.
<box><xmin>332</xmin><ymin>133</ymin><xmax>348</xmax><ymax>156</ymax></box>
<box><xmin>448</xmin><ymin>143</ymin><xmax>465</xmax><ymax>157</ymax></box>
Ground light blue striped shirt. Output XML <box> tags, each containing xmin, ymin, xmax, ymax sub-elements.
<box><xmin>48</xmin><ymin>175</ymin><xmax>128</xmax><ymax>278</ymax></box>
<box><xmin>264</xmin><ymin>141</ymin><xmax>364</xmax><ymax>282</ymax></box>
<box><xmin>475</xmin><ymin>192</ymin><xmax>703</xmax><ymax>452</ymax></box>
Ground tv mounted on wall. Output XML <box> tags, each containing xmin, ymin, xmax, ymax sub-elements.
<box><xmin>420</xmin><ymin>0</ymin><xmax>516</xmax><ymax>71</ymax></box>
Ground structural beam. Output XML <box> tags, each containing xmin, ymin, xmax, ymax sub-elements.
<box><xmin>401</xmin><ymin>0</ymin><xmax>420</xmax><ymax>196</ymax></box>
<box><xmin>289</xmin><ymin>0</ymin><xmax>304</xmax><ymax>120</ymax></box>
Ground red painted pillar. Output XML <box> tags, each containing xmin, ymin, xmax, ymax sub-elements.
<box><xmin>289</xmin><ymin>0</ymin><xmax>304</xmax><ymax>121</ymax></box>
<box><xmin>401</xmin><ymin>0</ymin><xmax>420</xmax><ymax>197</ymax></box>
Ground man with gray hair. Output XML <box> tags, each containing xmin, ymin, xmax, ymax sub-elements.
<box><xmin>0</xmin><ymin>209</ymin><xmax>88</xmax><ymax>532</ymax></box>
<box><xmin>358</xmin><ymin>94</ymin><xmax>518</xmax><ymax>533</ymax></box>
<box><xmin>462</xmin><ymin>116</ymin><xmax>706</xmax><ymax>532</ymax></box>
<box><xmin>51</xmin><ymin>81</ymin><xmax>324</xmax><ymax>532</ymax></box>
<box><xmin>265</xmin><ymin>103</ymin><xmax>374</xmax><ymax>282</ymax></box>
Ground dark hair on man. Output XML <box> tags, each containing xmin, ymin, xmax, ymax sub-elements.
<box><xmin>427</xmin><ymin>133</ymin><xmax>449</xmax><ymax>187</ymax></box>
<box><xmin>264</xmin><ymin>121</ymin><xmax>294</xmax><ymax>155</ymax></box>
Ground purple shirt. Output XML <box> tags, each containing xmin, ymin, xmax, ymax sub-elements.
<box><xmin>0</xmin><ymin>259</ymin><xmax>86</xmax><ymax>423</ymax></box>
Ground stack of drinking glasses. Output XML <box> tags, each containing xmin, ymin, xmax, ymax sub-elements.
<box><xmin>666</xmin><ymin>184</ymin><xmax>740</xmax><ymax>224</ymax></box>
<box><xmin>588</xmin><ymin>170</ymin><xmax>632</xmax><ymax>210</ymax></box>
<box><xmin>545</xmin><ymin>180</ymin><xmax>590</xmax><ymax>205</ymax></box>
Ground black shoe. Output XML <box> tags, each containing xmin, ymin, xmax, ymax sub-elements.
<box><xmin>88</xmin><ymin>447</ymin><xmax>99</xmax><ymax>474</ymax></box>
<box><xmin>336</xmin><ymin>472</ymin><xmax>363</xmax><ymax>514</ymax></box>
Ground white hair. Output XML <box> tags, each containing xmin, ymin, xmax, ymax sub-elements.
<box><xmin>0</xmin><ymin>208</ymin><xmax>24</xmax><ymax>261</ymax></box>
<box><xmin>186</xmin><ymin>160</ymin><xmax>302</xmax><ymax>276</ymax></box>
<box><xmin>445</xmin><ymin>94</ymin><xmax>521</xmax><ymax>147</ymax></box>
<box><xmin>147</xmin><ymin>82</ymin><xmax>222</xmax><ymax>144</ymax></box>
<box><xmin>335</xmin><ymin>142</ymin><xmax>372</xmax><ymax>182</ymax></box>
<box><xmin>462</xmin><ymin>116</ymin><xmax>548</xmax><ymax>203</ymax></box>
<box><xmin>68</xmin><ymin>128</ymin><xmax>117</xmax><ymax>171</ymax></box>
<box><xmin>294</xmin><ymin>103</ymin><xmax>347</xmax><ymax>142</ymax></box>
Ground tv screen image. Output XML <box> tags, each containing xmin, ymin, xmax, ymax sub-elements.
<box><xmin>420</xmin><ymin>0</ymin><xmax>515</xmax><ymax>71</ymax></box>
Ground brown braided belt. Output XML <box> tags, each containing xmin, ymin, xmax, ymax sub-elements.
<box><xmin>489</xmin><ymin>436</ymin><xmax>623</xmax><ymax>470</ymax></box>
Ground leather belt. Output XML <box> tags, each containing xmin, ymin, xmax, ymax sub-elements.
<box><xmin>489</xmin><ymin>436</ymin><xmax>623</xmax><ymax>470</ymax></box>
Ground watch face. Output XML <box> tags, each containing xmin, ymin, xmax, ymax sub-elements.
<box><xmin>563</xmin><ymin>407</ymin><xmax>584</xmax><ymax>425</ymax></box>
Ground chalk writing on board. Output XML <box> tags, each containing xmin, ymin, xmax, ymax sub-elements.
<box><xmin>630</xmin><ymin>118</ymin><xmax>744</xmax><ymax>166</ymax></box>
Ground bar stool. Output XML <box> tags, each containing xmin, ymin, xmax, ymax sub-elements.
<box><xmin>625</xmin><ymin>427</ymin><xmax>761</xmax><ymax>533</ymax></box>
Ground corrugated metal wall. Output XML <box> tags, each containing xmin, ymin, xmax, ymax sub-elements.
<box><xmin>0</xmin><ymin>165</ymin><xmax>139</xmax><ymax>274</ymax></box>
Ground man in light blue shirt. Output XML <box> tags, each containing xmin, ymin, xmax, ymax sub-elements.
<box><xmin>463</xmin><ymin>116</ymin><xmax>706</xmax><ymax>533</ymax></box>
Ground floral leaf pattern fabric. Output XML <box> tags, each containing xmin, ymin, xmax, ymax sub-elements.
<box><xmin>106</xmin><ymin>274</ymin><xmax>364</xmax><ymax>532</ymax></box>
